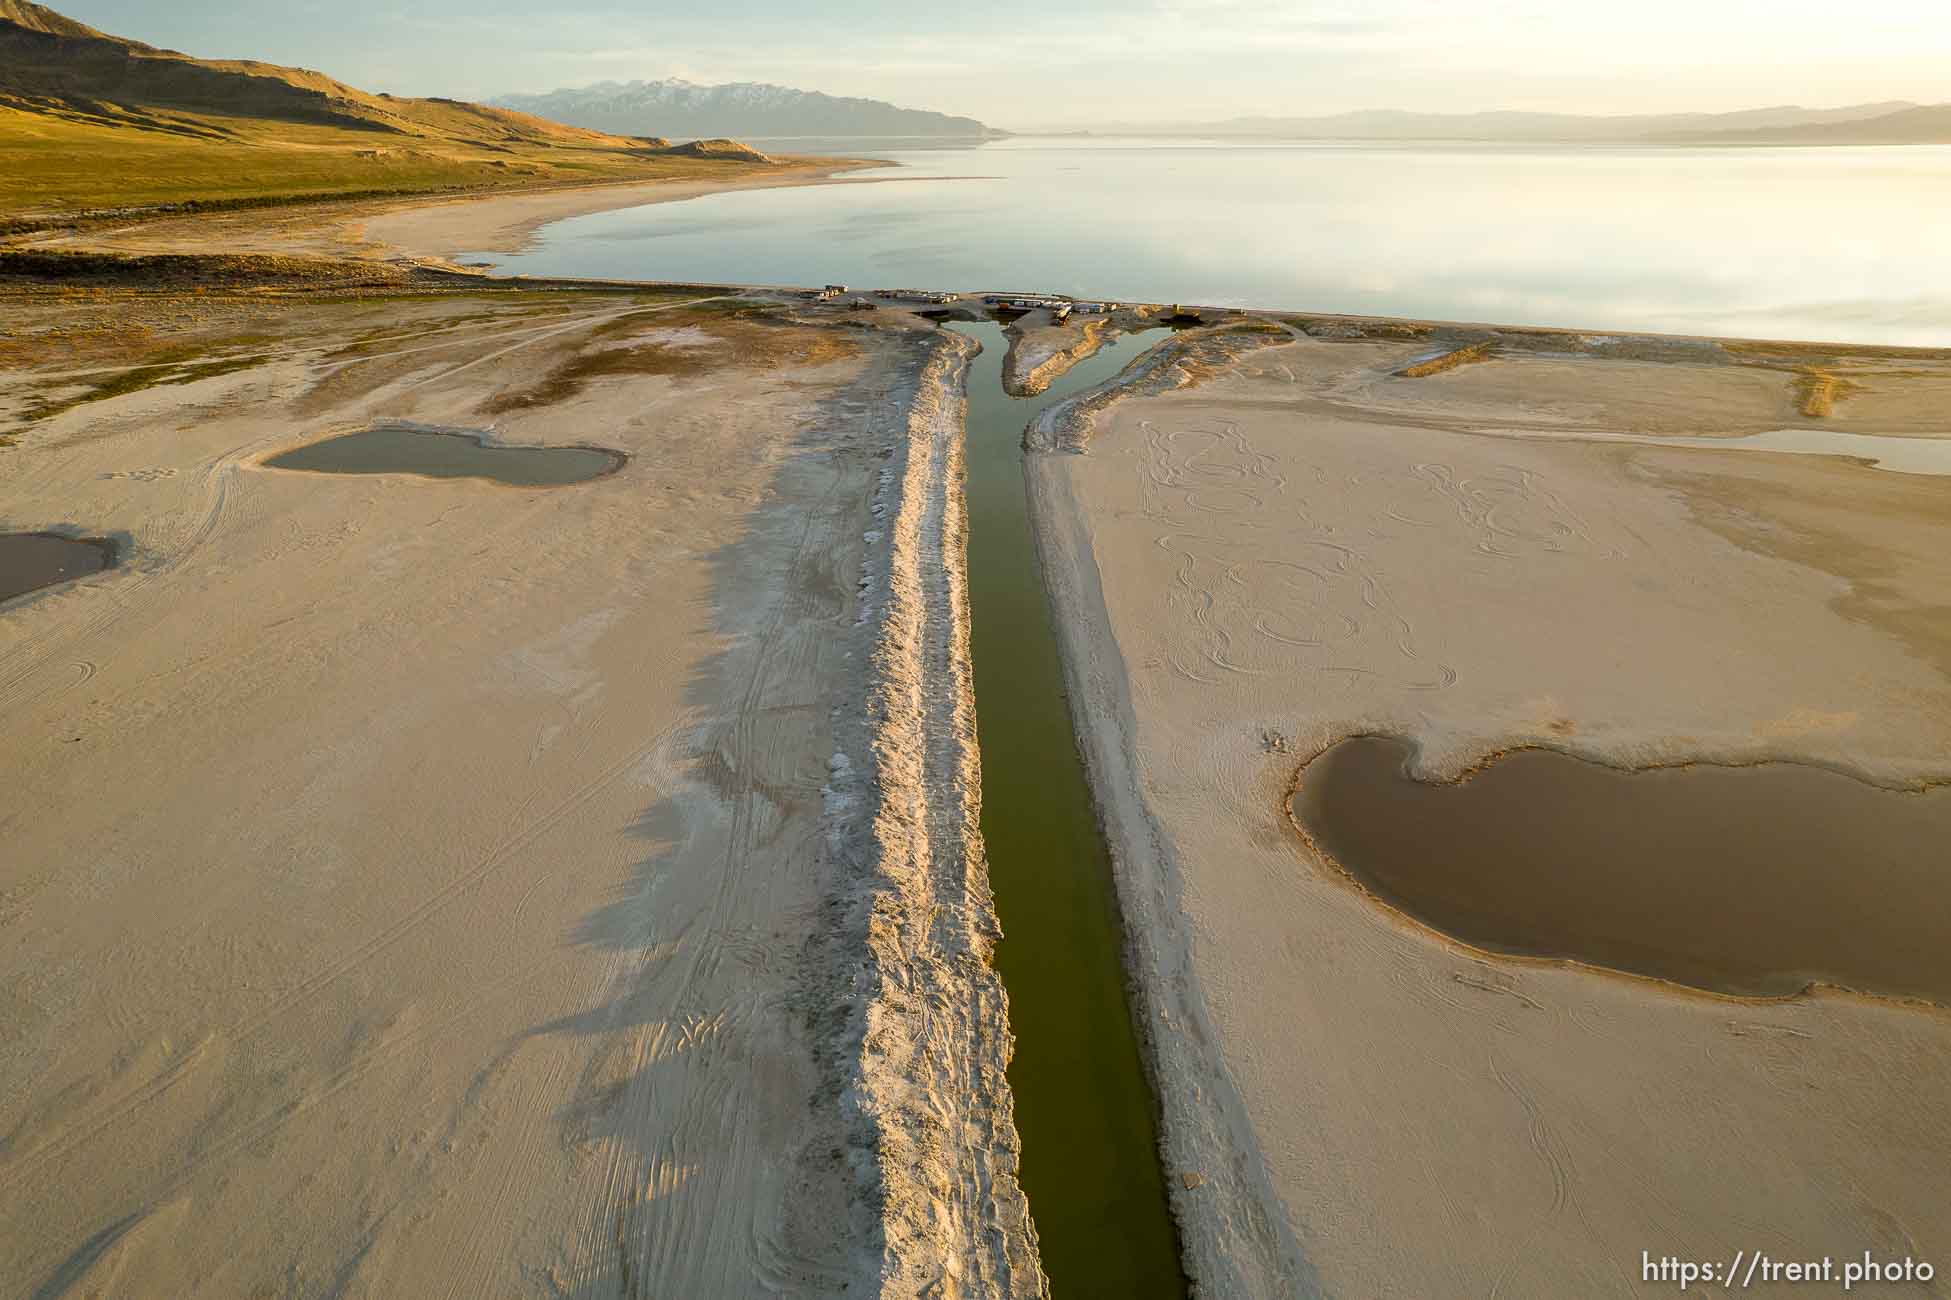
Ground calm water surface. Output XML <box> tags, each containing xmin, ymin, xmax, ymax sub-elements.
<box><xmin>480</xmin><ymin>138</ymin><xmax>1951</xmax><ymax>346</ymax></box>
<box><xmin>1294</xmin><ymin>736</ymin><xmax>1951</xmax><ymax>1003</ymax></box>
<box><xmin>265</xmin><ymin>425</ymin><xmax>622</xmax><ymax>486</ymax></box>
<box><xmin>1490</xmin><ymin>425</ymin><xmax>1951</xmax><ymax>476</ymax></box>
<box><xmin>0</xmin><ymin>533</ymin><xmax>116</xmax><ymax>603</ymax></box>
<box><xmin>950</xmin><ymin>322</ymin><xmax>1186</xmax><ymax>1298</ymax></box>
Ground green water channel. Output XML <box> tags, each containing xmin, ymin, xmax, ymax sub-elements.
<box><xmin>946</xmin><ymin>322</ymin><xmax>1187</xmax><ymax>1298</ymax></box>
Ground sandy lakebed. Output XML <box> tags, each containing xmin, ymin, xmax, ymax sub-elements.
<box><xmin>1027</xmin><ymin>319</ymin><xmax>1951</xmax><ymax>1296</ymax></box>
<box><xmin>0</xmin><ymin>262</ymin><xmax>1044</xmax><ymax>1295</ymax></box>
<box><xmin>3</xmin><ymin>178</ymin><xmax>1951</xmax><ymax>1298</ymax></box>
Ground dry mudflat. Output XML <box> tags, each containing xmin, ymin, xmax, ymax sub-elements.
<box><xmin>0</xmin><ymin>280</ymin><xmax>1039</xmax><ymax>1296</ymax></box>
<box><xmin>1030</xmin><ymin>322</ymin><xmax>1951</xmax><ymax>1296</ymax></box>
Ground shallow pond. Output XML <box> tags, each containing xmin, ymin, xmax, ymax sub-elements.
<box><xmin>1293</xmin><ymin>735</ymin><xmax>1951</xmax><ymax>1003</ymax></box>
<box><xmin>265</xmin><ymin>425</ymin><xmax>622</xmax><ymax>486</ymax></box>
<box><xmin>1</xmin><ymin>533</ymin><xmax>116</xmax><ymax>603</ymax></box>
<box><xmin>948</xmin><ymin>321</ymin><xmax>1187</xmax><ymax>1297</ymax></box>
<box><xmin>1679</xmin><ymin>428</ymin><xmax>1951</xmax><ymax>477</ymax></box>
<box><xmin>1496</xmin><ymin>426</ymin><xmax>1951</xmax><ymax>477</ymax></box>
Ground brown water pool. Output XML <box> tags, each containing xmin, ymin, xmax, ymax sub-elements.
<box><xmin>1292</xmin><ymin>735</ymin><xmax>1951</xmax><ymax>1003</ymax></box>
<box><xmin>265</xmin><ymin>425</ymin><xmax>623</xmax><ymax>486</ymax></box>
<box><xmin>1</xmin><ymin>533</ymin><xmax>117</xmax><ymax>603</ymax></box>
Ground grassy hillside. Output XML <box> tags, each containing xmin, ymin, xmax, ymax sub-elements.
<box><xmin>0</xmin><ymin>106</ymin><xmax>762</xmax><ymax>215</ymax></box>
<box><xmin>0</xmin><ymin>0</ymin><xmax>772</xmax><ymax>217</ymax></box>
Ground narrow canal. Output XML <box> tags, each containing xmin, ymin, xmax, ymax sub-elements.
<box><xmin>945</xmin><ymin>321</ymin><xmax>1187</xmax><ymax>1298</ymax></box>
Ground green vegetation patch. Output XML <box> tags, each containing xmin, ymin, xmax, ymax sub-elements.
<box><xmin>21</xmin><ymin>350</ymin><xmax>269</xmax><ymax>424</ymax></box>
<box><xmin>0</xmin><ymin>104</ymin><xmax>771</xmax><ymax>217</ymax></box>
<box><xmin>0</xmin><ymin>247</ymin><xmax>413</xmax><ymax>289</ymax></box>
<box><xmin>1792</xmin><ymin>367</ymin><xmax>1865</xmax><ymax>418</ymax></box>
<box><xmin>1397</xmin><ymin>340</ymin><xmax>1495</xmax><ymax>378</ymax></box>
<box><xmin>481</xmin><ymin>304</ymin><xmax>861</xmax><ymax>413</ymax></box>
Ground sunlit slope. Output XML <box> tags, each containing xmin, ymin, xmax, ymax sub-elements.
<box><xmin>0</xmin><ymin>0</ymin><xmax>769</xmax><ymax>215</ymax></box>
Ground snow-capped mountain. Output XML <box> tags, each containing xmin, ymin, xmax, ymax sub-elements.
<box><xmin>491</xmin><ymin>79</ymin><xmax>1000</xmax><ymax>140</ymax></box>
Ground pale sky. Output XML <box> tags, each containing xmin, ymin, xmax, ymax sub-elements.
<box><xmin>54</xmin><ymin>0</ymin><xmax>1951</xmax><ymax>127</ymax></box>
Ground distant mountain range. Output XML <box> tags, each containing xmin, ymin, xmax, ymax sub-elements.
<box><xmin>1070</xmin><ymin>101</ymin><xmax>1951</xmax><ymax>145</ymax></box>
<box><xmin>1670</xmin><ymin>103</ymin><xmax>1951</xmax><ymax>145</ymax></box>
<box><xmin>493</xmin><ymin>79</ymin><xmax>1002</xmax><ymax>141</ymax></box>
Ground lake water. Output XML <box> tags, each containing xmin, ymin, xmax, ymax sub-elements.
<box><xmin>1485</xmin><ymin>425</ymin><xmax>1951</xmax><ymax>477</ymax></box>
<box><xmin>478</xmin><ymin>138</ymin><xmax>1951</xmax><ymax>347</ymax></box>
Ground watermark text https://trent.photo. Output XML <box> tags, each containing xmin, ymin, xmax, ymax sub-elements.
<box><xmin>1644</xmin><ymin>1249</ymin><xmax>1937</xmax><ymax>1291</ymax></box>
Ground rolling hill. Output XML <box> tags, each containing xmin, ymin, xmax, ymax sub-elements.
<box><xmin>494</xmin><ymin>79</ymin><xmax>1001</xmax><ymax>141</ymax></box>
<box><xmin>0</xmin><ymin>0</ymin><xmax>775</xmax><ymax>218</ymax></box>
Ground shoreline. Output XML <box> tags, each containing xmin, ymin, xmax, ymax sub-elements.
<box><xmin>357</xmin><ymin>159</ymin><xmax>892</xmax><ymax>261</ymax></box>
<box><xmin>11</xmin><ymin>198</ymin><xmax>1951</xmax><ymax>358</ymax></box>
<box><xmin>4</xmin><ymin>158</ymin><xmax>892</xmax><ymax>266</ymax></box>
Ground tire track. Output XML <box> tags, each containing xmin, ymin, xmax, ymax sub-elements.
<box><xmin>0</xmin><ymin>716</ymin><xmax>687</xmax><ymax>1200</ymax></box>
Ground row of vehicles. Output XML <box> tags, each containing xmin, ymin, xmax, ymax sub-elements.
<box><xmin>806</xmin><ymin>285</ymin><xmax>1125</xmax><ymax>320</ymax></box>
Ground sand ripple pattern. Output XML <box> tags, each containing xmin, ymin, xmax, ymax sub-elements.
<box><xmin>1135</xmin><ymin>420</ymin><xmax>1458</xmax><ymax>690</ymax></box>
<box><xmin>1405</xmin><ymin>461</ymin><xmax>1622</xmax><ymax>562</ymax></box>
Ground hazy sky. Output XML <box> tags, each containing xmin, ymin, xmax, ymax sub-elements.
<box><xmin>56</xmin><ymin>0</ymin><xmax>1951</xmax><ymax>126</ymax></box>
